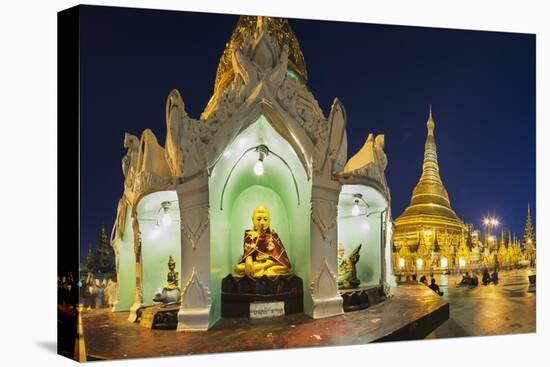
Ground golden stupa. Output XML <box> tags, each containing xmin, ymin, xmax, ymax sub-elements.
<box><xmin>393</xmin><ymin>107</ymin><xmax>466</xmax><ymax>252</ymax></box>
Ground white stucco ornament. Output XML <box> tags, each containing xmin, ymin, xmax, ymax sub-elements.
<box><xmin>110</xmin><ymin>16</ymin><xmax>395</xmax><ymax>330</ymax></box>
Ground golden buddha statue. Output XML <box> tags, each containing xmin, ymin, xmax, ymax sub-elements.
<box><xmin>153</xmin><ymin>256</ymin><xmax>180</xmax><ymax>304</ymax></box>
<box><xmin>166</xmin><ymin>256</ymin><xmax>179</xmax><ymax>290</ymax></box>
<box><xmin>233</xmin><ymin>205</ymin><xmax>293</xmax><ymax>278</ymax></box>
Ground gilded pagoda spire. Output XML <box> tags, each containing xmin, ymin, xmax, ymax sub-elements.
<box><xmin>396</xmin><ymin>106</ymin><xmax>462</xmax><ymax>222</ymax></box>
<box><xmin>393</xmin><ymin>106</ymin><xmax>465</xmax><ymax>249</ymax></box>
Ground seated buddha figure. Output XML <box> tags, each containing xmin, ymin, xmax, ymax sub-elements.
<box><xmin>166</xmin><ymin>256</ymin><xmax>179</xmax><ymax>290</ymax></box>
<box><xmin>233</xmin><ymin>205</ymin><xmax>293</xmax><ymax>278</ymax></box>
<box><xmin>153</xmin><ymin>256</ymin><xmax>180</xmax><ymax>304</ymax></box>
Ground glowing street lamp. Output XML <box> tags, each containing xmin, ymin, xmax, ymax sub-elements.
<box><xmin>482</xmin><ymin>216</ymin><xmax>500</xmax><ymax>248</ymax></box>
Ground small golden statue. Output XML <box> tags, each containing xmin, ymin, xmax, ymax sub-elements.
<box><xmin>233</xmin><ymin>205</ymin><xmax>293</xmax><ymax>278</ymax></box>
<box><xmin>166</xmin><ymin>256</ymin><xmax>179</xmax><ymax>290</ymax></box>
<box><xmin>338</xmin><ymin>243</ymin><xmax>362</xmax><ymax>289</ymax></box>
<box><xmin>153</xmin><ymin>256</ymin><xmax>180</xmax><ymax>304</ymax></box>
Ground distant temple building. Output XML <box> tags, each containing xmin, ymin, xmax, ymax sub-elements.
<box><xmin>392</xmin><ymin>108</ymin><xmax>467</xmax><ymax>272</ymax></box>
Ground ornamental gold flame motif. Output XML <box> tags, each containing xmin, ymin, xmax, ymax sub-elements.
<box><xmin>214</xmin><ymin>16</ymin><xmax>308</xmax><ymax>94</ymax></box>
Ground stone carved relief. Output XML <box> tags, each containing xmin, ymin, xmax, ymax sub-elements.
<box><xmin>122</xmin><ymin>129</ymin><xmax>175</xmax><ymax>197</ymax></box>
<box><xmin>180</xmin><ymin>205</ymin><xmax>209</xmax><ymax>250</ymax></box>
<box><xmin>165</xmin><ymin>89</ymin><xmax>212</xmax><ymax>179</ymax></box>
<box><xmin>197</xmin><ymin>17</ymin><xmax>341</xmax><ymax>178</ymax></box>
<box><xmin>310</xmin><ymin>258</ymin><xmax>338</xmax><ymax>299</ymax></box>
<box><xmin>313</xmin><ymin>98</ymin><xmax>347</xmax><ymax>177</ymax></box>
<box><xmin>112</xmin><ymin>198</ymin><xmax>128</xmax><ymax>243</ymax></box>
<box><xmin>181</xmin><ymin>268</ymin><xmax>211</xmax><ymax>309</ymax></box>
<box><xmin>311</xmin><ymin>200</ymin><xmax>337</xmax><ymax>241</ymax></box>
<box><xmin>338</xmin><ymin>133</ymin><xmax>390</xmax><ymax>198</ymax></box>
<box><xmin>119</xmin><ymin>16</ymin><xmax>349</xmax><ymax>188</ymax></box>
<box><xmin>122</xmin><ymin>133</ymin><xmax>140</xmax><ymax>180</ymax></box>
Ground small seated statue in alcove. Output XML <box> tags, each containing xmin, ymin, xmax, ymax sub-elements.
<box><xmin>338</xmin><ymin>243</ymin><xmax>362</xmax><ymax>289</ymax></box>
<box><xmin>153</xmin><ymin>256</ymin><xmax>181</xmax><ymax>305</ymax></box>
<box><xmin>233</xmin><ymin>205</ymin><xmax>293</xmax><ymax>278</ymax></box>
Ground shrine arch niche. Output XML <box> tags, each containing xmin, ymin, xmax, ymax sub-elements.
<box><xmin>338</xmin><ymin>184</ymin><xmax>388</xmax><ymax>286</ymax></box>
<box><xmin>111</xmin><ymin>204</ymin><xmax>135</xmax><ymax>311</ymax></box>
<box><xmin>209</xmin><ymin>115</ymin><xmax>311</xmax><ymax>323</ymax></box>
<box><xmin>136</xmin><ymin>190</ymin><xmax>181</xmax><ymax>307</ymax></box>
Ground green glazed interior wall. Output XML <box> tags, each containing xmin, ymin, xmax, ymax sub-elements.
<box><xmin>113</xmin><ymin>205</ymin><xmax>135</xmax><ymax>311</ymax></box>
<box><xmin>338</xmin><ymin>184</ymin><xmax>388</xmax><ymax>286</ymax></box>
<box><xmin>137</xmin><ymin>191</ymin><xmax>181</xmax><ymax>307</ymax></box>
<box><xmin>209</xmin><ymin>116</ymin><xmax>311</xmax><ymax>324</ymax></box>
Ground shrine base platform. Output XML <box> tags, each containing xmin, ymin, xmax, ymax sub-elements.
<box><xmin>82</xmin><ymin>285</ymin><xmax>449</xmax><ymax>360</ymax></box>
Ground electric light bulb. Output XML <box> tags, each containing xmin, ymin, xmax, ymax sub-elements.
<box><xmin>148</xmin><ymin>226</ymin><xmax>160</xmax><ymax>240</ymax></box>
<box><xmin>254</xmin><ymin>160</ymin><xmax>264</xmax><ymax>176</ymax></box>
<box><xmin>162</xmin><ymin>211</ymin><xmax>172</xmax><ymax>227</ymax></box>
<box><xmin>352</xmin><ymin>202</ymin><xmax>360</xmax><ymax>216</ymax></box>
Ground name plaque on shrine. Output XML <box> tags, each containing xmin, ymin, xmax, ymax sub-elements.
<box><xmin>250</xmin><ymin>301</ymin><xmax>285</xmax><ymax>319</ymax></box>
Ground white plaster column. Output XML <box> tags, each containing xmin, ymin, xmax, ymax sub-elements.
<box><xmin>176</xmin><ymin>175</ymin><xmax>212</xmax><ymax>331</ymax></box>
<box><xmin>308</xmin><ymin>176</ymin><xmax>343</xmax><ymax>319</ymax></box>
<box><xmin>127</xmin><ymin>212</ymin><xmax>143</xmax><ymax>322</ymax></box>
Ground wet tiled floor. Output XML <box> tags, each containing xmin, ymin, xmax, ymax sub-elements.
<box><xmin>81</xmin><ymin>285</ymin><xmax>447</xmax><ymax>360</ymax></box>
<box><xmin>426</xmin><ymin>268</ymin><xmax>536</xmax><ymax>338</ymax></box>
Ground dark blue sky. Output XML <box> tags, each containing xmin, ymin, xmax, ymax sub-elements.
<box><xmin>79</xmin><ymin>5</ymin><xmax>535</xmax><ymax>256</ymax></box>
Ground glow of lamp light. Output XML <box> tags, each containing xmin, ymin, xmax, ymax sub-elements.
<box><xmin>238</xmin><ymin>138</ymin><xmax>247</xmax><ymax>148</ymax></box>
<box><xmin>399</xmin><ymin>258</ymin><xmax>405</xmax><ymax>269</ymax></box>
<box><xmin>416</xmin><ymin>258</ymin><xmax>423</xmax><ymax>270</ymax></box>
<box><xmin>159</xmin><ymin>201</ymin><xmax>173</xmax><ymax>227</ymax></box>
<box><xmin>162</xmin><ymin>211</ymin><xmax>172</xmax><ymax>227</ymax></box>
<box><xmin>440</xmin><ymin>257</ymin><xmax>448</xmax><ymax>268</ymax></box>
<box><xmin>459</xmin><ymin>256</ymin><xmax>466</xmax><ymax>268</ymax></box>
<box><xmin>352</xmin><ymin>201</ymin><xmax>360</xmax><ymax>216</ymax></box>
<box><xmin>148</xmin><ymin>225</ymin><xmax>160</xmax><ymax>239</ymax></box>
<box><xmin>253</xmin><ymin>160</ymin><xmax>264</xmax><ymax>176</ymax></box>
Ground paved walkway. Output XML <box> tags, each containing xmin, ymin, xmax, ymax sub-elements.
<box><xmin>82</xmin><ymin>285</ymin><xmax>447</xmax><ymax>360</ymax></box>
<box><xmin>426</xmin><ymin>268</ymin><xmax>536</xmax><ymax>338</ymax></box>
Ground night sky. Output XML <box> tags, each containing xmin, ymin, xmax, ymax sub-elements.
<box><xmin>79</xmin><ymin>5</ymin><xmax>535</xmax><ymax>258</ymax></box>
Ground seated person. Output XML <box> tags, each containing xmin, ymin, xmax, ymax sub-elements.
<box><xmin>482</xmin><ymin>268</ymin><xmax>491</xmax><ymax>285</ymax></box>
<box><xmin>419</xmin><ymin>275</ymin><xmax>428</xmax><ymax>285</ymax></box>
<box><xmin>491</xmin><ymin>269</ymin><xmax>499</xmax><ymax>285</ymax></box>
<box><xmin>428</xmin><ymin>278</ymin><xmax>443</xmax><ymax>296</ymax></box>
<box><xmin>459</xmin><ymin>272</ymin><xmax>472</xmax><ymax>285</ymax></box>
<box><xmin>233</xmin><ymin>205</ymin><xmax>293</xmax><ymax>278</ymax></box>
<box><xmin>469</xmin><ymin>273</ymin><xmax>479</xmax><ymax>288</ymax></box>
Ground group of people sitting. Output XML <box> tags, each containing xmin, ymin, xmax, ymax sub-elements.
<box><xmin>458</xmin><ymin>271</ymin><xmax>479</xmax><ymax>287</ymax></box>
<box><xmin>419</xmin><ymin>275</ymin><xmax>444</xmax><ymax>296</ymax></box>
<box><xmin>458</xmin><ymin>268</ymin><xmax>499</xmax><ymax>288</ymax></box>
<box><xmin>482</xmin><ymin>268</ymin><xmax>499</xmax><ymax>286</ymax></box>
